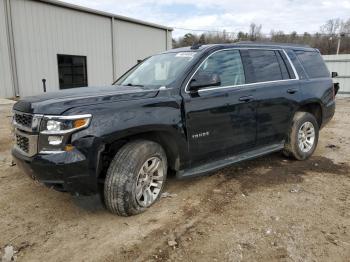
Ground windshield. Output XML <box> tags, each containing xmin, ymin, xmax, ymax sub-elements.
<box><xmin>115</xmin><ymin>52</ymin><xmax>197</xmax><ymax>88</ymax></box>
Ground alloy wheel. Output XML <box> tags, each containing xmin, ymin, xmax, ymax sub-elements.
<box><xmin>135</xmin><ymin>157</ymin><xmax>164</xmax><ymax>207</ymax></box>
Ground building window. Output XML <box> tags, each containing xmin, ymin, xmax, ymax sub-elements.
<box><xmin>57</xmin><ymin>54</ymin><xmax>87</xmax><ymax>89</ymax></box>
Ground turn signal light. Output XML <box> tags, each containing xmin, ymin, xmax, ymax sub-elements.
<box><xmin>73</xmin><ymin>119</ymin><xmax>88</xmax><ymax>128</ymax></box>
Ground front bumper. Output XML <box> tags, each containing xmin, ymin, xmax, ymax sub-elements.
<box><xmin>12</xmin><ymin>147</ymin><xmax>98</xmax><ymax>195</ymax></box>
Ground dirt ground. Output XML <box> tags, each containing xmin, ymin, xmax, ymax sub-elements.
<box><xmin>0</xmin><ymin>98</ymin><xmax>349</xmax><ymax>262</ymax></box>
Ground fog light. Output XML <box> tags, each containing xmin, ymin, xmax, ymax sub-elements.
<box><xmin>48</xmin><ymin>135</ymin><xmax>63</xmax><ymax>145</ymax></box>
<box><xmin>64</xmin><ymin>144</ymin><xmax>75</xmax><ymax>151</ymax></box>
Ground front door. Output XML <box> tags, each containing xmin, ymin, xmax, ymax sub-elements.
<box><xmin>182</xmin><ymin>49</ymin><xmax>257</xmax><ymax>164</ymax></box>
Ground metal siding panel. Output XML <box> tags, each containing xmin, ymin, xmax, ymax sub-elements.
<box><xmin>114</xmin><ymin>19</ymin><xmax>167</xmax><ymax>77</ymax></box>
<box><xmin>11</xmin><ymin>0</ymin><xmax>113</xmax><ymax>97</ymax></box>
<box><xmin>323</xmin><ymin>54</ymin><xmax>350</xmax><ymax>94</ymax></box>
<box><xmin>0</xmin><ymin>0</ymin><xmax>14</xmax><ymax>98</ymax></box>
<box><xmin>167</xmin><ymin>31</ymin><xmax>172</xmax><ymax>50</ymax></box>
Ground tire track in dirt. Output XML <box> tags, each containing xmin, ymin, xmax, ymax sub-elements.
<box><xmin>103</xmin><ymin>155</ymin><xmax>350</xmax><ymax>261</ymax></box>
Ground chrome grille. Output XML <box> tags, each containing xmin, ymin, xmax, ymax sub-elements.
<box><xmin>12</xmin><ymin>111</ymin><xmax>41</xmax><ymax>157</ymax></box>
<box><xmin>13</xmin><ymin>129</ymin><xmax>38</xmax><ymax>157</ymax></box>
<box><xmin>16</xmin><ymin>134</ymin><xmax>29</xmax><ymax>153</ymax></box>
<box><xmin>14</xmin><ymin>113</ymin><xmax>33</xmax><ymax>129</ymax></box>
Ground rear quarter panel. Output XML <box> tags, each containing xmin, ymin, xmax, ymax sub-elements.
<box><xmin>298</xmin><ymin>77</ymin><xmax>335</xmax><ymax>127</ymax></box>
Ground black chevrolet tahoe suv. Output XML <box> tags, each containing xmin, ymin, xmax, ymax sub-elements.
<box><xmin>12</xmin><ymin>43</ymin><xmax>336</xmax><ymax>216</ymax></box>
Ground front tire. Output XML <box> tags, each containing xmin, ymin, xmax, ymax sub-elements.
<box><xmin>283</xmin><ymin>112</ymin><xmax>319</xmax><ymax>160</ymax></box>
<box><xmin>104</xmin><ymin>140</ymin><xmax>167</xmax><ymax>216</ymax></box>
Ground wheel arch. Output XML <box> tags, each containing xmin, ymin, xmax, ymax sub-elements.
<box><xmin>296</xmin><ymin>101</ymin><xmax>323</xmax><ymax>128</ymax></box>
<box><xmin>97</xmin><ymin>129</ymin><xmax>184</xmax><ymax>181</ymax></box>
<box><xmin>284</xmin><ymin>101</ymin><xmax>322</xmax><ymax>143</ymax></box>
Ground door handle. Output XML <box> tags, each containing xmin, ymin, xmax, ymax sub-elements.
<box><xmin>239</xmin><ymin>95</ymin><xmax>254</xmax><ymax>102</ymax></box>
<box><xmin>287</xmin><ymin>88</ymin><xmax>298</xmax><ymax>94</ymax></box>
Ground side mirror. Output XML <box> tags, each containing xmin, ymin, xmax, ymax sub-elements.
<box><xmin>188</xmin><ymin>73</ymin><xmax>221</xmax><ymax>92</ymax></box>
<box><xmin>332</xmin><ymin>72</ymin><xmax>338</xmax><ymax>78</ymax></box>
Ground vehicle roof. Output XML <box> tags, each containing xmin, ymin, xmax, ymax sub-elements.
<box><xmin>165</xmin><ymin>42</ymin><xmax>317</xmax><ymax>53</ymax></box>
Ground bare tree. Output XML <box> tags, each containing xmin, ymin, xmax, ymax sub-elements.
<box><xmin>320</xmin><ymin>19</ymin><xmax>341</xmax><ymax>54</ymax></box>
<box><xmin>321</xmin><ymin>18</ymin><xmax>341</xmax><ymax>35</ymax></box>
<box><xmin>249</xmin><ymin>23</ymin><xmax>262</xmax><ymax>41</ymax></box>
<box><xmin>341</xmin><ymin>18</ymin><xmax>350</xmax><ymax>34</ymax></box>
<box><xmin>172</xmin><ymin>17</ymin><xmax>350</xmax><ymax>54</ymax></box>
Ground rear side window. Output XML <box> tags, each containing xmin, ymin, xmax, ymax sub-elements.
<box><xmin>241</xmin><ymin>50</ymin><xmax>284</xmax><ymax>83</ymax></box>
<box><xmin>295</xmin><ymin>51</ymin><xmax>329</xmax><ymax>78</ymax></box>
<box><xmin>276</xmin><ymin>51</ymin><xmax>291</xmax><ymax>79</ymax></box>
<box><xmin>286</xmin><ymin>49</ymin><xmax>307</xmax><ymax>79</ymax></box>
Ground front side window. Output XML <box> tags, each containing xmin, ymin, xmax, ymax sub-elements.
<box><xmin>57</xmin><ymin>55</ymin><xmax>87</xmax><ymax>89</ymax></box>
<box><xmin>194</xmin><ymin>49</ymin><xmax>245</xmax><ymax>87</ymax></box>
<box><xmin>116</xmin><ymin>52</ymin><xmax>198</xmax><ymax>88</ymax></box>
<box><xmin>242</xmin><ymin>50</ymin><xmax>283</xmax><ymax>83</ymax></box>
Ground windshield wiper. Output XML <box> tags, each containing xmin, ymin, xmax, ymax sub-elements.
<box><xmin>124</xmin><ymin>83</ymin><xmax>144</xmax><ymax>87</ymax></box>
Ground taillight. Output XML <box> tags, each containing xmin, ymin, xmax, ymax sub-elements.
<box><xmin>333</xmin><ymin>83</ymin><xmax>340</xmax><ymax>99</ymax></box>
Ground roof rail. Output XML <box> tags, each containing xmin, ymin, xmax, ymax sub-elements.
<box><xmin>236</xmin><ymin>41</ymin><xmax>311</xmax><ymax>48</ymax></box>
<box><xmin>190</xmin><ymin>43</ymin><xmax>202</xmax><ymax>50</ymax></box>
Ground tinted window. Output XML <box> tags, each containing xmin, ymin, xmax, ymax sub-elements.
<box><xmin>194</xmin><ymin>49</ymin><xmax>245</xmax><ymax>87</ymax></box>
<box><xmin>276</xmin><ymin>51</ymin><xmax>291</xmax><ymax>79</ymax></box>
<box><xmin>295</xmin><ymin>51</ymin><xmax>329</xmax><ymax>78</ymax></box>
<box><xmin>242</xmin><ymin>50</ymin><xmax>283</xmax><ymax>83</ymax></box>
<box><xmin>286</xmin><ymin>49</ymin><xmax>307</xmax><ymax>79</ymax></box>
<box><xmin>57</xmin><ymin>55</ymin><xmax>87</xmax><ymax>89</ymax></box>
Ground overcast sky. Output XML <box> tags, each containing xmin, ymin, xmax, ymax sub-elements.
<box><xmin>62</xmin><ymin>0</ymin><xmax>350</xmax><ymax>37</ymax></box>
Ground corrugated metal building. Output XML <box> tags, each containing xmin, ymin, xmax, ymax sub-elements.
<box><xmin>0</xmin><ymin>0</ymin><xmax>172</xmax><ymax>98</ymax></box>
<box><xmin>323</xmin><ymin>54</ymin><xmax>350</xmax><ymax>95</ymax></box>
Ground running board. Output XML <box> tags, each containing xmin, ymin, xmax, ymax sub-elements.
<box><xmin>177</xmin><ymin>142</ymin><xmax>285</xmax><ymax>179</ymax></box>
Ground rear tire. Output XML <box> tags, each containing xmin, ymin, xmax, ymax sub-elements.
<box><xmin>283</xmin><ymin>112</ymin><xmax>319</xmax><ymax>160</ymax></box>
<box><xmin>104</xmin><ymin>140</ymin><xmax>167</xmax><ymax>216</ymax></box>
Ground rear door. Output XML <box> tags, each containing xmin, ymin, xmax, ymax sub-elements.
<box><xmin>240</xmin><ymin>49</ymin><xmax>300</xmax><ymax>146</ymax></box>
<box><xmin>182</xmin><ymin>49</ymin><xmax>257</xmax><ymax>164</ymax></box>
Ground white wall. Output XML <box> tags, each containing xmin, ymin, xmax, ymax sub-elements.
<box><xmin>10</xmin><ymin>0</ymin><xmax>114</xmax><ymax>97</ymax></box>
<box><xmin>114</xmin><ymin>19</ymin><xmax>168</xmax><ymax>77</ymax></box>
<box><xmin>1</xmin><ymin>0</ymin><xmax>172</xmax><ymax>98</ymax></box>
<box><xmin>166</xmin><ymin>30</ymin><xmax>172</xmax><ymax>50</ymax></box>
<box><xmin>323</xmin><ymin>54</ymin><xmax>350</xmax><ymax>94</ymax></box>
<box><xmin>0</xmin><ymin>0</ymin><xmax>14</xmax><ymax>98</ymax></box>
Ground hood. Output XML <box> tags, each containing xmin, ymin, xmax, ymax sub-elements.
<box><xmin>13</xmin><ymin>85</ymin><xmax>159</xmax><ymax>115</ymax></box>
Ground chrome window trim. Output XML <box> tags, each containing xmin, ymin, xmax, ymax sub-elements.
<box><xmin>282</xmin><ymin>49</ymin><xmax>299</xmax><ymax>80</ymax></box>
<box><xmin>184</xmin><ymin>47</ymin><xmax>300</xmax><ymax>94</ymax></box>
<box><xmin>195</xmin><ymin>79</ymin><xmax>299</xmax><ymax>93</ymax></box>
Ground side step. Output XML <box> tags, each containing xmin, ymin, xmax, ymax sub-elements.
<box><xmin>177</xmin><ymin>142</ymin><xmax>285</xmax><ymax>179</ymax></box>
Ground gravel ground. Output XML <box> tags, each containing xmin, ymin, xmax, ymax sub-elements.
<box><xmin>0</xmin><ymin>98</ymin><xmax>349</xmax><ymax>262</ymax></box>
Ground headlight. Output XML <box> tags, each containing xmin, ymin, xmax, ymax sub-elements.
<box><xmin>47</xmin><ymin>120</ymin><xmax>62</xmax><ymax>132</ymax></box>
<box><xmin>38</xmin><ymin>114</ymin><xmax>92</xmax><ymax>153</ymax></box>
<box><xmin>40</xmin><ymin>114</ymin><xmax>92</xmax><ymax>134</ymax></box>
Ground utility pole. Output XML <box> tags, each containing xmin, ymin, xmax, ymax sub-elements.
<box><xmin>337</xmin><ymin>33</ymin><xmax>345</xmax><ymax>55</ymax></box>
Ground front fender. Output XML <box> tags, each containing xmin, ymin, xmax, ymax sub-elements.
<box><xmin>65</xmin><ymin>96</ymin><xmax>189</xmax><ymax>173</ymax></box>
